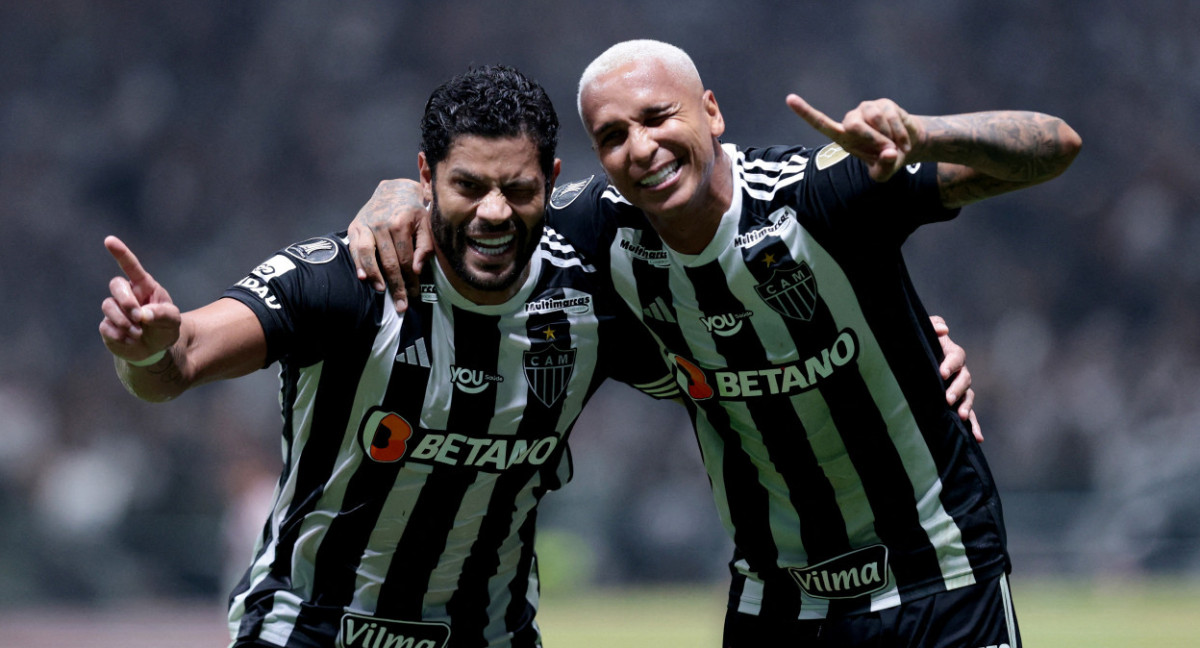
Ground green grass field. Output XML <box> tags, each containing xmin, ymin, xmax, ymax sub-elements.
<box><xmin>537</xmin><ymin>579</ymin><xmax>1200</xmax><ymax>647</ymax></box>
<box><xmin>1</xmin><ymin>578</ymin><xmax>1195</xmax><ymax>647</ymax></box>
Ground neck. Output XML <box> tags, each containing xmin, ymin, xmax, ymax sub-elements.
<box><xmin>645</xmin><ymin>145</ymin><xmax>732</xmax><ymax>255</ymax></box>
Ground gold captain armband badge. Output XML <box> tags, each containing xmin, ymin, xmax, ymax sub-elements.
<box><xmin>814</xmin><ymin>143</ymin><xmax>851</xmax><ymax>170</ymax></box>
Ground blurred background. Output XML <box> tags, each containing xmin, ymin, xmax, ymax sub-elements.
<box><xmin>2</xmin><ymin>0</ymin><xmax>1198</xmax><ymax>634</ymax></box>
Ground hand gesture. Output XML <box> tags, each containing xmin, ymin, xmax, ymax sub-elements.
<box><xmin>347</xmin><ymin>179</ymin><xmax>433</xmax><ymax>313</ymax></box>
<box><xmin>99</xmin><ymin>235</ymin><xmax>182</xmax><ymax>364</ymax></box>
<box><xmin>786</xmin><ymin>94</ymin><xmax>922</xmax><ymax>182</ymax></box>
<box><xmin>931</xmin><ymin>315</ymin><xmax>982</xmax><ymax>442</ymax></box>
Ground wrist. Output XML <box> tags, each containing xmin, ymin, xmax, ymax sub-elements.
<box><xmin>126</xmin><ymin>348</ymin><xmax>167</xmax><ymax>367</ymax></box>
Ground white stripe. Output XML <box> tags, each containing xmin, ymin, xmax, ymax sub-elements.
<box><xmin>771</xmin><ymin>216</ymin><xmax>974</xmax><ymax>589</ymax></box>
<box><xmin>1000</xmin><ymin>574</ymin><xmax>1019</xmax><ymax>648</ymax></box>
<box><xmin>288</xmin><ymin>310</ymin><xmax>404</xmax><ymax>600</ymax></box>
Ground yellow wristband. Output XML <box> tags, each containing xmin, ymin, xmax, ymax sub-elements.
<box><xmin>127</xmin><ymin>349</ymin><xmax>167</xmax><ymax>367</ymax></box>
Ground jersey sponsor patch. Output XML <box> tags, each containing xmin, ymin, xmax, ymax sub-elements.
<box><xmin>699</xmin><ymin>310</ymin><xmax>753</xmax><ymax>337</ymax></box>
<box><xmin>450</xmin><ymin>365</ymin><xmax>504</xmax><ymax>394</ymax></box>
<box><xmin>668</xmin><ymin>328</ymin><xmax>859</xmax><ymax>401</ymax></box>
<box><xmin>235</xmin><ymin>253</ymin><xmax>298</xmax><ymax>310</ymax></box>
<box><xmin>550</xmin><ymin>175</ymin><xmax>594</xmax><ymax>209</ymax></box>
<box><xmin>339</xmin><ymin>612</ymin><xmax>449</xmax><ymax>648</ymax></box>
<box><xmin>359</xmin><ymin>408</ymin><xmax>415</xmax><ymax>463</ymax></box>
<box><xmin>733</xmin><ymin>207</ymin><xmax>796</xmax><ymax>248</ymax></box>
<box><xmin>407</xmin><ymin>430</ymin><xmax>560</xmax><ymax>472</ymax></box>
<box><xmin>815</xmin><ymin>143</ymin><xmax>851</xmax><ymax>170</ymax></box>
<box><xmin>251</xmin><ymin>254</ymin><xmax>298</xmax><ymax>281</ymax></box>
<box><xmin>525</xmin><ymin>294</ymin><xmax>593</xmax><ymax>315</ymax></box>
<box><xmin>285</xmin><ymin>236</ymin><xmax>339</xmax><ymax>264</ymax></box>
<box><xmin>420</xmin><ymin>283</ymin><xmax>439</xmax><ymax>303</ymax></box>
<box><xmin>618</xmin><ymin>236</ymin><xmax>670</xmax><ymax>267</ymax></box>
<box><xmin>234</xmin><ymin>275</ymin><xmax>283</xmax><ymax>310</ymax></box>
<box><xmin>787</xmin><ymin>544</ymin><xmax>890</xmax><ymax>600</ymax></box>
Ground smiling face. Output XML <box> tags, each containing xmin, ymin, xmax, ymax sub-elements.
<box><xmin>422</xmin><ymin>133</ymin><xmax>559</xmax><ymax>305</ymax></box>
<box><xmin>580</xmin><ymin>57</ymin><xmax>731</xmax><ymax>244</ymax></box>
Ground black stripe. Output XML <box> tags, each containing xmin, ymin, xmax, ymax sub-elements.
<box><xmin>685</xmin><ymin>260</ymin><xmax>851</xmax><ymax>565</ymax></box>
<box><xmin>298</xmin><ymin>306</ymin><xmax>434</xmax><ymax>618</ymax></box>
<box><xmin>444</xmin><ymin>469</ymin><xmax>538</xmax><ymax>644</ymax></box>
<box><xmin>374</xmin><ymin>469</ymin><xmax>474</xmax><ymax>619</ymax></box>
<box><xmin>238</xmin><ymin>334</ymin><xmax>377</xmax><ymax>638</ymax></box>
<box><xmin>748</xmin><ymin>239</ymin><xmax>944</xmax><ymax>590</ymax></box>
<box><xmin>621</xmin><ymin>231</ymin><xmax>783</xmax><ymax>580</ymax></box>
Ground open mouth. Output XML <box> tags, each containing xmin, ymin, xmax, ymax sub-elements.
<box><xmin>468</xmin><ymin>233</ymin><xmax>515</xmax><ymax>256</ymax></box>
<box><xmin>638</xmin><ymin>160</ymin><xmax>681</xmax><ymax>188</ymax></box>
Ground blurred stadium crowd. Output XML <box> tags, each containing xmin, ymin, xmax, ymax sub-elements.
<box><xmin>2</xmin><ymin>1</ymin><xmax>1198</xmax><ymax>605</ymax></box>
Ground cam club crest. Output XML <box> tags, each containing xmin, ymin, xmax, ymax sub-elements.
<box><xmin>523</xmin><ymin>343</ymin><xmax>577</xmax><ymax>407</ymax></box>
<box><xmin>755</xmin><ymin>260</ymin><xmax>818</xmax><ymax>321</ymax></box>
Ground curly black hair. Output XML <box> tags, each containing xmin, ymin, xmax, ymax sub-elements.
<box><xmin>420</xmin><ymin>64</ymin><xmax>559</xmax><ymax>185</ymax></box>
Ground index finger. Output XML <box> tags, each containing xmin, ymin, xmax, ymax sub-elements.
<box><xmin>786</xmin><ymin>94</ymin><xmax>845</xmax><ymax>139</ymax></box>
<box><xmin>104</xmin><ymin>235</ymin><xmax>151</xmax><ymax>284</ymax></box>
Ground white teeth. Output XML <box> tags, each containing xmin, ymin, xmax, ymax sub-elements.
<box><xmin>639</xmin><ymin>161</ymin><xmax>680</xmax><ymax>187</ymax></box>
<box><xmin>470</xmin><ymin>233</ymin><xmax>514</xmax><ymax>254</ymax></box>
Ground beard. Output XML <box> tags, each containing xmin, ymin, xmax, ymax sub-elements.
<box><xmin>430</xmin><ymin>193</ymin><xmax>543</xmax><ymax>295</ymax></box>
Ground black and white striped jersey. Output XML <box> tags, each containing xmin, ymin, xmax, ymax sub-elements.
<box><xmin>220</xmin><ymin>229</ymin><xmax>674</xmax><ymax>648</ymax></box>
<box><xmin>549</xmin><ymin>143</ymin><xmax>1011</xmax><ymax>620</ymax></box>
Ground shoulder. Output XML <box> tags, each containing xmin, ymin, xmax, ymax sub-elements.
<box><xmin>227</xmin><ymin>232</ymin><xmax>371</xmax><ymax>317</ymax></box>
<box><xmin>730</xmin><ymin>143</ymin><xmax>819</xmax><ymax>201</ymax></box>
<box><xmin>547</xmin><ymin>173</ymin><xmax>642</xmax><ymax>261</ymax></box>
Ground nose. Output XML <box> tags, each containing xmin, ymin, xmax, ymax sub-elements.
<box><xmin>628</xmin><ymin>125</ymin><xmax>657</xmax><ymax>165</ymax></box>
<box><xmin>476</xmin><ymin>189</ymin><xmax>512</xmax><ymax>224</ymax></box>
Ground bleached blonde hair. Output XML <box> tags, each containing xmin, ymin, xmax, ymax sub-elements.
<box><xmin>576</xmin><ymin>39</ymin><xmax>703</xmax><ymax>123</ymax></box>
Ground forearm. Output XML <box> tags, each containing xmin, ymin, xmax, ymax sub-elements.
<box><xmin>114</xmin><ymin>344</ymin><xmax>190</xmax><ymax>402</ymax></box>
<box><xmin>912</xmin><ymin>111</ymin><xmax>1081</xmax><ymax>183</ymax></box>
<box><xmin>112</xmin><ymin>301</ymin><xmax>266</xmax><ymax>402</ymax></box>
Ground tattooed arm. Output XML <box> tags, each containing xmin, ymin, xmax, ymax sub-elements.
<box><xmin>912</xmin><ymin>111</ymin><xmax>1081</xmax><ymax>208</ymax></box>
<box><xmin>785</xmin><ymin>95</ymin><xmax>1082</xmax><ymax>207</ymax></box>
<box><xmin>347</xmin><ymin>179</ymin><xmax>432</xmax><ymax>312</ymax></box>
<box><xmin>100</xmin><ymin>236</ymin><xmax>265</xmax><ymax>402</ymax></box>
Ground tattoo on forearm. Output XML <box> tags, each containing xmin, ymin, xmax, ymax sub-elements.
<box><xmin>366</xmin><ymin>183</ymin><xmax>425</xmax><ymax>228</ymax></box>
<box><xmin>925</xmin><ymin>111</ymin><xmax>1078</xmax><ymax>206</ymax></box>
<box><xmin>119</xmin><ymin>350</ymin><xmax>185</xmax><ymax>400</ymax></box>
<box><xmin>145</xmin><ymin>351</ymin><xmax>184</xmax><ymax>387</ymax></box>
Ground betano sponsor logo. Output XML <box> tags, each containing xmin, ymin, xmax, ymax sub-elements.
<box><xmin>356</xmin><ymin>408</ymin><xmax>559</xmax><ymax>471</ymax></box>
<box><xmin>408</xmin><ymin>431</ymin><xmax>559</xmax><ymax>471</ymax></box>
<box><xmin>339</xmin><ymin>613</ymin><xmax>449</xmax><ymax>648</ymax></box>
<box><xmin>788</xmin><ymin>544</ymin><xmax>890</xmax><ymax>600</ymax></box>
<box><xmin>359</xmin><ymin>409</ymin><xmax>414</xmax><ymax>463</ymax></box>
<box><xmin>670</xmin><ymin>328</ymin><xmax>858</xmax><ymax>400</ymax></box>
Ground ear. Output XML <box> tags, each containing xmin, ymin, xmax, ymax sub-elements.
<box><xmin>551</xmin><ymin>158</ymin><xmax>562</xmax><ymax>186</ymax></box>
<box><xmin>417</xmin><ymin>152</ymin><xmax>435</xmax><ymax>203</ymax></box>
<box><xmin>704</xmin><ymin>89</ymin><xmax>726</xmax><ymax>138</ymax></box>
